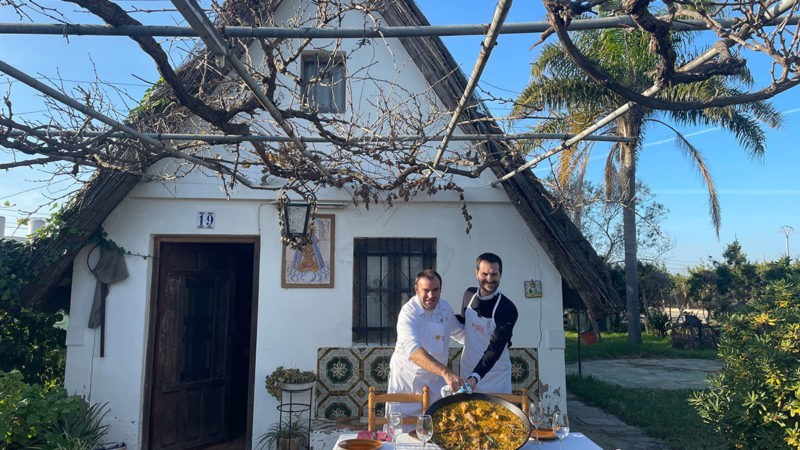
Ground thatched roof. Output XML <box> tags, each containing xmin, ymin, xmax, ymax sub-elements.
<box><xmin>21</xmin><ymin>0</ymin><xmax>620</xmax><ymax>318</ymax></box>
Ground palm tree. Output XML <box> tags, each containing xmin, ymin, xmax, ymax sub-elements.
<box><xmin>515</xmin><ymin>25</ymin><xmax>781</xmax><ymax>343</ymax></box>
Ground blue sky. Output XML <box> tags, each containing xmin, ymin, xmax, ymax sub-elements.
<box><xmin>1</xmin><ymin>0</ymin><xmax>799</xmax><ymax>273</ymax></box>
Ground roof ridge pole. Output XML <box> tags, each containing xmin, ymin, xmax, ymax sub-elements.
<box><xmin>0</xmin><ymin>59</ymin><xmax>165</xmax><ymax>149</ymax></box>
<box><xmin>491</xmin><ymin>0</ymin><xmax>800</xmax><ymax>187</ymax></box>
<box><xmin>6</xmin><ymin>16</ymin><xmax>799</xmax><ymax>38</ymax></box>
<box><xmin>3</xmin><ymin>129</ymin><xmax>635</xmax><ymax>143</ymax></box>
<box><xmin>429</xmin><ymin>0</ymin><xmax>513</xmax><ymax>173</ymax></box>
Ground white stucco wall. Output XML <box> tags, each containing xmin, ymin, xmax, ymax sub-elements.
<box><xmin>63</xmin><ymin>3</ymin><xmax>570</xmax><ymax>448</ymax></box>
<box><xmin>64</xmin><ymin>189</ymin><xmax>568</xmax><ymax>449</ymax></box>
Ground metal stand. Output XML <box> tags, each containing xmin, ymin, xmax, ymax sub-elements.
<box><xmin>277</xmin><ymin>383</ymin><xmax>313</xmax><ymax>448</ymax></box>
<box><xmin>577</xmin><ymin>308</ymin><xmax>582</xmax><ymax>376</ymax></box>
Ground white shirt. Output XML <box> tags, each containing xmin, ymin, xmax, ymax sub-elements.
<box><xmin>387</xmin><ymin>296</ymin><xmax>463</xmax><ymax>412</ymax></box>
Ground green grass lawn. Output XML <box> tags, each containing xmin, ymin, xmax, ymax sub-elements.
<box><xmin>566</xmin><ymin>374</ymin><xmax>727</xmax><ymax>450</ymax></box>
<box><xmin>564</xmin><ymin>331</ymin><xmax>718</xmax><ymax>363</ymax></box>
<box><xmin>563</xmin><ymin>331</ymin><xmax>724</xmax><ymax>449</ymax></box>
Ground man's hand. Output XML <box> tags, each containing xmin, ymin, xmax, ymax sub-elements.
<box><xmin>466</xmin><ymin>376</ymin><xmax>478</xmax><ymax>391</ymax></box>
<box><xmin>408</xmin><ymin>348</ymin><xmax>466</xmax><ymax>392</ymax></box>
<box><xmin>442</xmin><ymin>370</ymin><xmax>464</xmax><ymax>391</ymax></box>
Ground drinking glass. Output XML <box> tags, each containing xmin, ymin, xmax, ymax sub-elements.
<box><xmin>529</xmin><ymin>401</ymin><xmax>546</xmax><ymax>447</ymax></box>
<box><xmin>386</xmin><ymin>402</ymin><xmax>400</xmax><ymax>416</ymax></box>
<box><xmin>552</xmin><ymin>410</ymin><xmax>570</xmax><ymax>450</ymax></box>
<box><xmin>384</xmin><ymin>402</ymin><xmax>401</xmax><ymax>440</ymax></box>
<box><xmin>387</xmin><ymin>412</ymin><xmax>403</xmax><ymax>444</ymax></box>
<box><xmin>416</xmin><ymin>414</ymin><xmax>434</xmax><ymax>449</ymax></box>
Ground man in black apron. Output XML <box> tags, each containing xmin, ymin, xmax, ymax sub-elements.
<box><xmin>458</xmin><ymin>253</ymin><xmax>518</xmax><ymax>393</ymax></box>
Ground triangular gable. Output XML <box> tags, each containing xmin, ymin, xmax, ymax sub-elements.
<box><xmin>22</xmin><ymin>0</ymin><xmax>619</xmax><ymax>319</ymax></box>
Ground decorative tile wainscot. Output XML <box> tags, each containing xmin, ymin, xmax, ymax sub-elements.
<box><xmin>315</xmin><ymin>346</ymin><xmax>539</xmax><ymax>420</ymax></box>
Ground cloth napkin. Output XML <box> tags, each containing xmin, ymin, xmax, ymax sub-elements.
<box><xmin>356</xmin><ymin>430</ymin><xmax>392</xmax><ymax>441</ymax></box>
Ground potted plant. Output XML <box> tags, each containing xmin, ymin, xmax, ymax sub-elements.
<box><xmin>265</xmin><ymin>366</ymin><xmax>316</xmax><ymax>402</ymax></box>
<box><xmin>257</xmin><ymin>417</ymin><xmax>308</xmax><ymax>450</ymax></box>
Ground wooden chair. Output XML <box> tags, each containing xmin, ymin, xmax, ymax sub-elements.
<box><xmin>487</xmin><ymin>387</ymin><xmax>529</xmax><ymax>415</ymax></box>
<box><xmin>367</xmin><ymin>385</ymin><xmax>430</xmax><ymax>432</ymax></box>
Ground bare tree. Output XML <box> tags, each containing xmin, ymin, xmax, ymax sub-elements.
<box><xmin>2</xmin><ymin>0</ymin><xmax>800</xmax><ymax>235</ymax></box>
<box><xmin>544</xmin><ymin>176</ymin><xmax>673</xmax><ymax>265</ymax></box>
<box><xmin>0</xmin><ymin>0</ymin><xmax>502</xmax><ymax>222</ymax></box>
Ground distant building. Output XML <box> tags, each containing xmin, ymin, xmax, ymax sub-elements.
<box><xmin>0</xmin><ymin>216</ymin><xmax>46</xmax><ymax>242</ymax></box>
<box><xmin>0</xmin><ymin>215</ymin><xmax>29</xmax><ymax>243</ymax></box>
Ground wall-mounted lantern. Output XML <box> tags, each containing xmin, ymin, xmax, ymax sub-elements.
<box><xmin>281</xmin><ymin>201</ymin><xmax>311</xmax><ymax>241</ymax></box>
<box><xmin>277</xmin><ymin>190</ymin><xmax>316</xmax><ymax>248</ymax></box>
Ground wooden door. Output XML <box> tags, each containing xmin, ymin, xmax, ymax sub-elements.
<box><xmin>149</xmin><ymin>243</ymin><xmax>240</xmax><ymax>449</ymax></box>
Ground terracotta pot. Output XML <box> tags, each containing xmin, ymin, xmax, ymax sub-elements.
<box><xmin>580</xmin><ymin>330</ymin><xmax>599</xmax><ymax>345</ymax></box>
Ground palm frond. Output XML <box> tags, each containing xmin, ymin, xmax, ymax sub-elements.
<box><xmin>603</xmin><ymin>145</ymin><xmax>619</xmax><ymax>198</ymax></box>
<box><xmin>514</xmin><ymin>14</ymin><xmax>779</xmax><ymax>239</ymax></box>
<box><xmin>654</xmin><ymin>120</ymin><xmax>721</xmax><ymax>234</ymax></box>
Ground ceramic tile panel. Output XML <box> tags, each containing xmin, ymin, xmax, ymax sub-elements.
<box><xmin>315</xmin><ymin>347</ymin><xmax>538</xmax><ymax>419</ymax></box>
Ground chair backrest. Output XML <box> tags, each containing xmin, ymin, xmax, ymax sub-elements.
<box><xmin>488</xmin><ymin>387</ymin><xmax>529</xmax><ymax>415</ymax></box>
<box><xmin>367</xmin><ymin>385</ymin><xmax>430</xmax><ymax>432</ymax></box>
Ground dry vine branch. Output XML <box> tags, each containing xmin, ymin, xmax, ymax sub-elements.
<box><xmin>0</xmin><ymin>0</ymin><xmax>511</xmax><ymax>223</ymax></box>
<box><xmin>543</xmin><ymin>0</ymin><xmax>800</xmax><ymax>110</ymax></box>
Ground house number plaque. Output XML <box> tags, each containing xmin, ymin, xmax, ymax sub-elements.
<box><xmin>197</xmin><ymin>211</ymin><xmax>215</xmax><ymax>229</ymax></box>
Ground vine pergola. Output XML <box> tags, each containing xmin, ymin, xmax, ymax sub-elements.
<box><xmin>2</xmin><ymin>0</ymin><xmax>799</xmax><ymax>329</ymax></box>
<box><xmin>1</xmin><ymin>0</ymin><xmax>798</xmax><ymax>210</ymax></box>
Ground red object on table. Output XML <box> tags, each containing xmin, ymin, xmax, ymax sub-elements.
<box><xmin>356</xmin><ymin>430</ymin><xmax>391</xmax><ymax>441</ymax></box>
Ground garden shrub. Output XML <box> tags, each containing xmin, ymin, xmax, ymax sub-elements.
<box><xmin>28</xmin><ymin>400</ymin><xmax>110</xmax><ymax>450</ymax></box>
<box><xmin>645</xmin><ymin>308</ymin><xmax>670</xmax><ymax>336</ymax></box>
<box><xmin>0</xmin><ymin>239</ymin><xmax>30</xmax><ymax>307</ymax></box>
<box><xmin>0</xmin><ymin>370</ymin><xmax>81</xmax><ymax>448</ymax></box>
<box><xmin>0</xmin><ymin>371</ymin><xmax>108</xmax><ymax>449</ymax></box>
<box><xmin>690</xmin><ymin>280</ymin><xmax>800</xmax><ymax>449</ymax></box>
<box><xmin>0</xmin><ymin>238</ymin><xmax>67</xmax><ymax>385</ymax></box>
<box><xmin>0</xmin><ymin>307</ymin><xmax>66</xmax><ymax>385</ymax></box>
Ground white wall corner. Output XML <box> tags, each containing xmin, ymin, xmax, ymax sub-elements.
<box><xmin>546</xmin><ymin>329</ymin><xmax>565</xmax><ymax>349</ymax></box>
<box><xmin>65</xmin><ymin>327</ymin><xmax>86</xmax><ymax>347</ymax></box>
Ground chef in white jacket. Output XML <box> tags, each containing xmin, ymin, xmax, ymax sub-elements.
<box><xmin>387</xmin><ymin>269</ymin><xmax>465</xmax><ymax>418</ymax></box>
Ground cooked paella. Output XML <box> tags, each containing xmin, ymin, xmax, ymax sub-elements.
<box><xmin>430</xmin><ymin>398</ymin><xmax>528</xmax><ymax>450</ymax></box>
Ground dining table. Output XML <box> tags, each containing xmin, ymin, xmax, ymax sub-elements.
<box><xmin>333</xmin><ymin>431</ymin><xmax>603</xmax><ymax>449</ymax></box>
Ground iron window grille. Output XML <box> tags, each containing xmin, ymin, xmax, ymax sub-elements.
<box><xmin>352</xmin><ymin>238</ymin><xmax>436</xmax><ymax>345</ymax></box>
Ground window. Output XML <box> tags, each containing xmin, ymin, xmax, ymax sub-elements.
<box><xmin>301</xmin><ymin>53</ymin><xmax>345</xmax><ymax>113</ymax></box>
<box><xmin>353</xmin><ymin>238</ymin><xmax>436</xmax><ymax>345</ymax></box>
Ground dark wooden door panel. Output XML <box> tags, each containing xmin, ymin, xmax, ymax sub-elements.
<box><xmin>150</xmin><ymin>393</ymin><xmax>179</xmax><ymax>447</ymax></box>
<box><xmin>150</xmin><ymin>243</ymin><xmax>236</xmax><ymax>450</ymax></box>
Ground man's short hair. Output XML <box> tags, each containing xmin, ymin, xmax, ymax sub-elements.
<box><xmin>415</xmin><ymin>269</ymin><xmax>442</xmax><ymax>287</ymax></box>
<box><xmin>476</xmin><ymin>252</ymin><xmax>503</xmax><ymax>275</ymax></box>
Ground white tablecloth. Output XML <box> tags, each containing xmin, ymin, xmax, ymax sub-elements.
<box><xmin>334</xmin><ymin>432</ymin><xmax>602</xmax><ymax>449</ymax></box>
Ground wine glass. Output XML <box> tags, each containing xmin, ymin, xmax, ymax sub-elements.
<box><xmin>416</xmin><ymin>414</ymin><xmax>434</xmax><ymax>449</ymax></box>
<box><xmin>386</xmin><ymin>402</ymin><xmax>400</xmax><ymax>417</ymax></box>
<box><xmin>552</xmin><ymin>410</ymin><xmax>570</xmax><ymax>450</ymax></box>
<box><xmin>387</xmin><ymin>412</ymin><xmax>403</xmax><ymax>444</ymax></box>
<box><xmin>384</xmin><ymin>402</ymin><xmax>400</xmax><ymax>432</ymax></box>
<box><xmin>529</xmin><ymin>401</ymin><xmax>546</xmax><ymax>447</ymax></box>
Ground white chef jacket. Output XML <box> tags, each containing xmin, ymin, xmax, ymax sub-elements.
<box><xmin>387</xmin><ymin>296</ymin><xmax>463</xmax><ymax>417</ymax></box>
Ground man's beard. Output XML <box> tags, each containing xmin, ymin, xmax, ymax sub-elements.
<box><xmin>480</xmin><ymin>281</ymin><xmax>498</xmax><ymax>294</ymax></box>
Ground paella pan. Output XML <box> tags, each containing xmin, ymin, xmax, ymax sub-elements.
<box><xmin>424</xmin><ymin>393</ymin><xmax>531</xmax><ymax>450</ymax></box>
